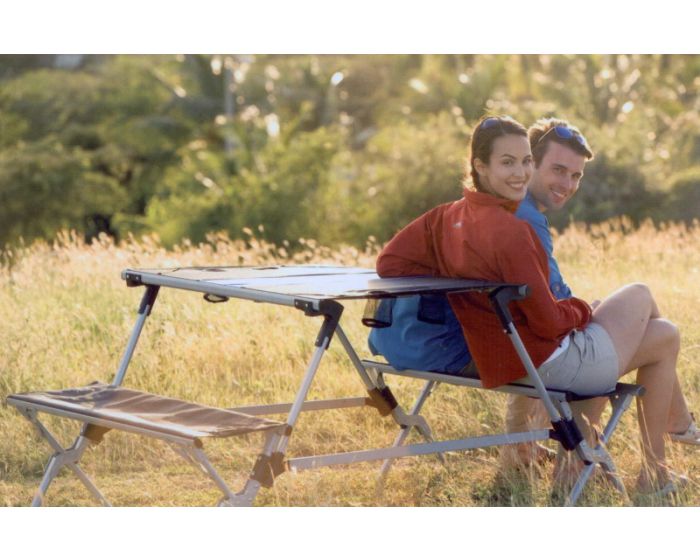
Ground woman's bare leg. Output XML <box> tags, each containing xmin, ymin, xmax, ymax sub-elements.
<box><xmin>592</xmin><ymin>283</ymin><xmax>660</xmax><ymax>372</ymax></box>
<box><xmin>667</xmin><ymin>374</ymin><xmax>693</xmax><ymax>434</ymax></box>
<box><xmin>622</xmin><ymin>318</ymin><xmax>692</xmax><ymax>435</ymax></box>
<box><xmin>591</xmin><ymin>283</ymin><xmax>687</xmax><ymax>489</ymax></box>
<box><xmin>628</xmin><ymin>326</ymin><xmax>680</xmax><ymax>489</ymax></box>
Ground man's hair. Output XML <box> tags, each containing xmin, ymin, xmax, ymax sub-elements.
<box><xmin>529</xmin><ymin>117</ymin><xmax>594</xmax><ymax>167</ymax></box>
<box><xmin>466</xmin><ymin>115</ymin><xmax>528</xmax><ymax>192</ymax></box>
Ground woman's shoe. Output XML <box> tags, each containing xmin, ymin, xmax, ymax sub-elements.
<box><xmin>669</xmin><ymin>414</ymin><xmax>700</xmax><ymax>446</ymax></box>
<box><xmin>634</xmin><ymin>472</ymin><xmax>689</xmax><ymax>505</ymax></box>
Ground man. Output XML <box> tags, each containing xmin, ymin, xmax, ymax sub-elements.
<box><xmin>368</xmin><ymin>116</ymin><xmax>594</xmax><ymax>467</ymax></box>
<box><xmin>502</xmin><ymin>117</ymin><xmax>595</xmax><ymax>468</ymax></box>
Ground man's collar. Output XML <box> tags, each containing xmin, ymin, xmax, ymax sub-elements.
<box><xmin>524</xmin><ymin>190</ymin><xmax>548</xmax><ymax>213</ymax></box>
<box><xmin>522</xmin><ymin>192</ymin><xmax>541</xmax><ymax>212</ymax></box>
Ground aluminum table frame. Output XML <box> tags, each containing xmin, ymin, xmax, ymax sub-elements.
<box><xmin>7</xmin><ymin>265</ymin><xmax>643</xmax><ymax>506</ymax></box>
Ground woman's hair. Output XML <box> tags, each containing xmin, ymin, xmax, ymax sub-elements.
<box><xmin>465</xmin><ymin>115</ymin><xmax>528</xmax><ymax>192</ymax></box>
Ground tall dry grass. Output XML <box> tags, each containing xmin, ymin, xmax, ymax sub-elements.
<box><xmin>1</xmin><ymin>221</ymin><xmax>699</xmax><ymax>506</ymax></box>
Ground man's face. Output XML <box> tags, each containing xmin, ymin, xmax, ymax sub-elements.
<box><xmin>528</xmin><ymin>141</ymin><xmax>587</xmax><ymax>212</ymax></box>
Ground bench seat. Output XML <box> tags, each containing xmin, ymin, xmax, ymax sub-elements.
<box><xmin>8</xmin><ymin>382</ymin><xmax>283</xmax><ymax>445</ymax></box>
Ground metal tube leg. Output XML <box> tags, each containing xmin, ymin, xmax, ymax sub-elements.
<box><xmin>274</xmin><ymin>344</ymin><xmax>327</xmax><ymax>454</ymax></box>
<box><xmin>579</xmin><ymin>392</ymin><xmax>637</xmax><ymax>504</ymax></box>
<box><xmin>378</xmin><ymin>380</ymin><xmax>440</xmax><ymax>485</ymax></box>
<box><xmin>112</xmin><ymin>285</ymin><xmax>159</xmax><ymax>386</ymax></box>
<box><xmin>335</xmin><ymin>326</ymin><xmax>442</xmax><ymax>468</ymax></box>
<box><xmin>227</xmin><ymin>432</ymin><xmax>283</xmax><ymax>506</ymax></box>
<box><xmin>563</xmin><ymin>391</ymin><xmax>638</xmax><ymax>506</ymax></box>
<box><xmin>334</xmin><ymin>325</ymin><xmax>379</xmax><ymax>391</ymax></box>
<box><xmin>32</xmin><ymin>455</ymin><xmax>62</xmax><ymax>507</ymax></box>
<box><xmin>32</xmin><ymin>457</ymin><xmax>109</xmax><ymax>506</ymax></box>
<box><xmin>565</xmin><ymin>463</ymin><xmax>596</xmax><ymax>507</ymax></box>
<box><xmin>30</xmin><ymin>436</ymin><xmax>105</xmax><ymax>506</ymax></box>
<box><xmin>188</xmin><ymin>446</ymin><xmax>238</xmax><ymax>503</ymax></box>
<box><xmin>68</xmin><ymin>463</ymin><xmax>111</xmax><ymax>506</ymax></box>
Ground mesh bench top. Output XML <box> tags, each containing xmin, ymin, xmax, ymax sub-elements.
<box><xmin>361</xmin><ymin>359</ymin><xmax>645</xmax><ymax>402</ymax></box>
<box><xmin>8</xmin><ymin>383</ymin><xmax>283</xmax><ymax>441</ymax></box>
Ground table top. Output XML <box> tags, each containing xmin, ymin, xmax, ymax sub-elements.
<box><xmin>122</xmin><ymin>265</ymin><xmax>518</xmax><ymax>305</ymax></box>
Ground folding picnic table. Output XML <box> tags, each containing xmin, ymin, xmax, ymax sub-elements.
<box><xmin>7</xmin><ymin>265</ymin><xmax>643</xmax><ymax>506</ymax></box>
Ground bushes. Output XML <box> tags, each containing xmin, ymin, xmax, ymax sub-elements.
<box><xmin>320</xmin><ymin>113</ymin><xmax>468</xmax><ymax>246</ymax></box>
<box><xmin>1</xmin><ymin>54</ymin><xmax>699</xmax><ymax>249</ymax></box>
<box><xmin>663</xmin><ymin>167</ymin><xmax>700</xmax><ymax>224</ymax></box>
<box><xmin>548</xmin><ymin>153</ymin><xmax>661</xmax><ymax>229</ymax></box>
<box><xmin>0</xmin><ymin>141</ymin><xmax>128</xmax><ymax>244</ymax></box>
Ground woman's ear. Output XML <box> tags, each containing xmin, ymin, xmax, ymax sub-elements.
<box><xmin>473</xmin><ymin>157</ymin><xmax>487</xmax><ymax>176</ymax></box>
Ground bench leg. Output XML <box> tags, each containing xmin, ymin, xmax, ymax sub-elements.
<box><xmin>31</xmin><ymin>433</ymin><xmax>110</xmax><ymax>507</ymax></box>
<box><xmin>334</xmin><ymin>327</ymin><xmax>444</xmax><ymax>478</ymax></box>
<box><xmin>20</xmin><ymin>409</ymin><xmax>110</xmax><ymax>506</ymax></box>
<box><xmin>563</xmin><ymin>390</ymin><xmax>637</xmax><ymax>506</ymax></box>
<box><xmin>378</xmin><ymin>380</ymin><xmax>442</xmax><ymax>487</ymax></box>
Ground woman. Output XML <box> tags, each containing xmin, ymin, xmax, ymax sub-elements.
<box><xmin>376</xmin><ymin>115</ymin><xmax>697</xmax><ymax>497</ymax></box>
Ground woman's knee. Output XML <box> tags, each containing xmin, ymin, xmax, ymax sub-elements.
<box><xmin>624</xmin><ymin>282</ymin><xmax>653</xmax><ymax>302</ymax></box>
<box><xmin>601</xmin><ymin>282</ymin><xmax>653</xmax><ymax>311</ymax></box>
<box><xmin>619</xmin><ymin>282</ymin><xmax>660</xmax><ymax>318</ymax></box>
<box><xmin>654</xmin><ymin>318</ymin><xmax>681</xmax><ymax>353</ymax></box>
<box><xmin>625</xmin><ymin>318</ymin><xmax>681</xmax><ymax>373</ymax></box>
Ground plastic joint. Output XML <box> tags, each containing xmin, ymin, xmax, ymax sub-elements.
<box><xmin>549</xmin><ymin>418</ymin><xmax>584</xmax><ymax>451</ymax></box>
<box><xmin>124</xmin><ymin>272</ymin><xmax>143</xmax><ymax>287</ymax></box>
<box><xmin>251</xmin><ymin>452</ymin><xmax>287</xmax><ymax>488</ymax></box>
<box><xmin>294</xmin><ymin>299</ymin><xmax>344</xmax><ymax>348</ymax></box>
<box><xmin>488</xmin><ymin>285</ymin><xmax>530</xmax><ymax>333</ymax></box>
<box><xmin>367</xmin><ymin>387</ymin><xmax>399</xmax><ymax>416</ymax></box>
<box><xmin>81</xmin><ymin>423</ymin><xmax>111</xmax><ymax>444</ymax></box>
<box><xmin>138</xmin><ymin>285</ymin><xmax>160</xmax><ymax>316</ymax></box>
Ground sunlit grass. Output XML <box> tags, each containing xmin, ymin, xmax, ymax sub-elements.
<box><xmin>1</xmin><ymin>221</ymin><xmax>700</xmax><ymax>506</ymax></box>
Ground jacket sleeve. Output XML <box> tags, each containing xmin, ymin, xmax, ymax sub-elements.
<box><xmin>495</xmin><ymin>225</ymin><xmax>591</xmax><ymax>339</ymax></box>
<box><xmin>376</xmin><ymin>210</ymin><xmax>440</xmax><ymax>278</ymax></box>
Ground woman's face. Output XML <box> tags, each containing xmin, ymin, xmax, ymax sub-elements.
<box><xmin>475</xmin><ymin>134</ymin><xmax>533</xmax><ymax>201</ymax></box>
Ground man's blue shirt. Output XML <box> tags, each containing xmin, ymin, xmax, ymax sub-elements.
<box><xmin>515</xmin><ymin>192</ymin><xmax>572</xmax><ymax>299</ymax></box>
<box><xmin>368</xmin><ymin>192</ymin><xmax>571</xmax><ymax>373</ymax></box>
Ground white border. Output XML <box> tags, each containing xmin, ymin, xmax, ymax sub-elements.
<box><xmin>2</xmin><ymin>1</ymin><xmax>695</xmax><ymax>53</ymax></box>
<box><xmin>0</xmin><ymin>507</ymin><xmax>695</xmax><ymax>558</ymax></box>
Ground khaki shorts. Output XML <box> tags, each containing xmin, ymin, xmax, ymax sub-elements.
<box><xmin>535</xmin><ymin>323</ymin><xmax>619</xmax><ymax>396</ymax></box>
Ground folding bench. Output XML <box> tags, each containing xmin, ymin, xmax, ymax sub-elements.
<box><xmin>7</xmin><ymin>265</ymin><xmax>643</xmax><ymax>506</ymax></box>
<box><xmin>8</xmin><ymin>383</ymin><xmax>284</xmax><ymax>506</ymax></box>
<box><xmin>359</xmin><ymin>360</ymin><xmax>643</xmax><ymax>505</ymax></box>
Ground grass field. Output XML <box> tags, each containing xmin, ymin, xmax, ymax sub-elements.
<box><xmin>1</xmin><ymin>220</ymin><xmax>700</xmax><ymax>507</ymax></box>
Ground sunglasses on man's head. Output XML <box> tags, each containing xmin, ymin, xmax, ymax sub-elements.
<box><xmin>536</xmin><ymin>125</ymin><xmax>588</xmax><ymax>148</ymax></box>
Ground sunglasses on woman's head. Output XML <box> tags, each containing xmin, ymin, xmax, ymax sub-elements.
<box><xmin>479</xmin><ymin>117</ymin><xmax>502</xmax><ymax>130</ymax></box>
<box><xmin>536</xmin><ymin>125</ymin><xmax>588</xmax><ymax>148</ymax></box>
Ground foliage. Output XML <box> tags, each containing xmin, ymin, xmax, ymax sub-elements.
<box><xmin>547</xmin><ymin>152</ymin><xmax>660</xmax><ymax>229</ymax></box>
<box><xmin>0</xmin><ymin>54</ymin><xmax>699</xmax><ymax>249</ymax></box>
<box><xmin>319</xmin><ymin>112</ymin><xmax>469</xmax><ymax>246</ymax></box>
<box><xmin>662</xmin><ymin>167</ymin><xmax>700</xmax><ymax>223</ymax></box>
